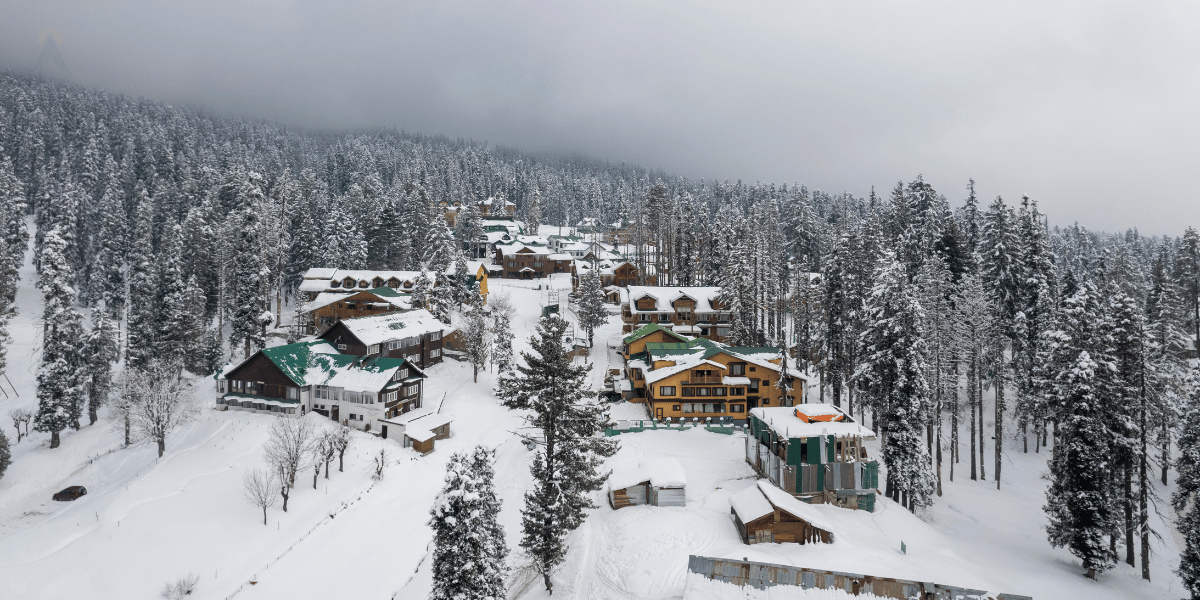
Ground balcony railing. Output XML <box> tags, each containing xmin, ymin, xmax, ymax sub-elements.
<box><xmin>687</xmin><ymin>376</ymin><xmax>723</xmax><ymax>384</ymax></box>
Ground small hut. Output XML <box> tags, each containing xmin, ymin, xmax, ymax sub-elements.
<box><xmin>730</xmin><ymin>481</ymin><xmax>834</xmax><ymax>545</ymax></box>
<box><xmin>609</xmin><ymin>458</ymin><xmax>687</xmax><ymax>509</ymax></box>
<box><xmin>384</xmin><ymin>412</ymin><xmax>452</xmax><ymax>455</ymax></box>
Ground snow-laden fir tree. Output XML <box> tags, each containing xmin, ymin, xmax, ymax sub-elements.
<box><xmin>0</xmin><ymin>156</ymin><xmax>29</xmax><ymax>303</ymax></box>
<box><xmin>499</xmin><ymin>315</ymin><xmax>617</xmax><ymax>593</ymax></box>
<box><xmin>1043</xmin><ymin>281</ymin><xmax>1120</xmax><ymax>580</ymax></box>
<box><xmin>226</xmin><ymin>205</ymin><xmax>268</xmax><ymax>358</ymax></box>
<box><xmin>84</xmin><ymin>308</ymin><xmax>119</xmax><ymax>426</ymax></box>
<box><xmin>462</xmin><ymin>286</ymin><xmax>491</xmax><ymax>383</ymax></box>
<box><xmin>492</xmin><ymin>303</ymin><xmax>515</xmax><ymax>375</ymax></box>
<box><xmin>453</xmin><ymin>251</ymin><xmax>473</xmax><ymax>307</ymax></box>
<box><xmin>576</xmin><ymin>268</ymin><xmax>607</xmax><ymax>348</ymax></box>
<box><xmin>34</xmin><ymin>228</ymin><xmax>87</xmax><ymax>448</ymax></box>
<box><xmin>980</xmin><ymin>195</ymin><xmax>1022</xmax><ymax>489</ymax></box>
<box><xmin>957</xmin><ymin>268</ymin><xmax>993</xmax><ymax>481</ymax></box>
<box><xmin>156</xmin><ymin>223</ymin><xmax>189</xmax><ymax>365</ymax></box>
<box><xmin>410</xmin><ymin>269</ymin><xmax>434</xmax><ymax>312</ymax></box>
<box><xmin>126</xmin><ymin>190</ymin><xmax>158</xmax><ymax>368</ymax></box>
<box><xmin>857</xmin><ymin>251</ymin><xmax>936</xmax><ymax>511</ymax></box>
<box><xmin>524</xmin><ymin>189</ymin><xmax>542</xmax><ymax>235</ymax></box>
<box><xmin>429</xmin><ymin>446</ymin><xmax>508</xmax><ymax>600</ymax></box>
<box><xmin>0</xmin><ymin>428</ymin><xmax>9</xmax><ymax>481</ymax></box>
<box><xmin>1174</xmin><ymin>364</ymin><xmax>1200</xmax><ymax>597</ymax></box>
<box><xmin>86</xmin><ymin>183</ymin><xmax>125</xmax><ymax>316</ymax></box>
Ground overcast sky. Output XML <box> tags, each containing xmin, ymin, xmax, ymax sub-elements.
<box><xmin>0</xmin><ymin>1</ymin><xmax>1196</xmax><ymax>235</ymax></box>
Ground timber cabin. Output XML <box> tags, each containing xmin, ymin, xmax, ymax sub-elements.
<box><xmin>624</xmin><ymin>336</ymin><xmax>801</xmax><ymax>423</ymax></box>
<box><xmin>730</xmin><ymin>480</ymin><xmax>835</xmax><ymax>545</ymax></box>
<box><xmin>572</xmin><ymin>260</ymin><xmax>657</xmax><ymax>293</ymax></box>
<box><xmin>746</xmin><ymin>405</ymin><xmax>880</xmax><ymax>512</ymax></box>
<box><xmin>621</xmin><ymin>286</ymin><xmax>729</xmax><ymax>342</ymax></box>
<box><xmin>608</xmin><ymin>458</ymin><xmax>687</xmax><ymax>509</ymax></box>
<box><xmin>317</xmin><ymin>309</ymin><xmax>448</xmax><ymax>369</ymax></box>
<box><xmin>493</xmin><ymin>242</ymin><xmax>575</xmax><ymax>279</ymax></box>
<box><xmin>216</xmin><ymin>340</ymin><xmax>427</xmax><ymax>436</ymax></box>
<box><xmin>301</xmin><ymin>286</ymin><xmax>412</xmax><ymax>335</ymax></box>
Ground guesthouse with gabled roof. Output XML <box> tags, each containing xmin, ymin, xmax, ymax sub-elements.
<box><xmin>317</xmin><ymin>309</ymin><xmax>449</xmax><ymax>369</ymax></box>
<box><xmin>621</xmin><ymin>286</ymin><xmax>730</xmax><ymax>342</ymax></box>
<box><xmin>216</xmin><ymin>340</ymin><xmax>427</xmax><ymax>438</ymax></box>
<box><xmin>301</xmin><ymin>286</ymin><xmax>412</xmax><ymax>335</ymax></box>
<box><xmin>624</xmin><ymin>337</ymin><xmax>803</xmax><ymax>421</ymax></box>
<box><xmin>746</xmin><ymin>404</ymin><xmax>880</xmax><ymax>512</ymax></box>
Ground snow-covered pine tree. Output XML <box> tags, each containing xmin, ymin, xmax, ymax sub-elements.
<box><xmin>156</xmin><ymin>223</ymin><xmax>189</xmax><ymax>365</ymax></box>
<box><xmin>1179</xmin><ymin>227</ymin><xmax>1200</xmax><ymax>349</ymax></box>
<box><xmin>0</xmin><ymin>428</ymin><xmax>9</xmax><ymax>481</ymax></box>
<box><xmin>410</xmin><ymin>269</ymin><xmax>433</xmax><ymax>312</ymax></box>
<box><xmin>1174</xmin><ymin>364</ymin><xmax>1200</xmax><ymax>597</ymax></box>
<box><xmin>915</xmin><ymin>255</ymin><xmax>958</xmax><ymax>494</ymax></box>
<box><xmin>576</xmin><ymin>268</ymin><xmax>607</xmax><ymax>348</ymax></box>
<box><xmin>1043</xmin><ymin>281</ymin><xmax>1120</xmax><ymax>580</ymax></box>
<box><xmin>86</xmin><ymin>183</ymin><xmax>126</xmax><ymax>316</ymax></box>
<box><xmin>491</xmin><ymin>297</ymin><xmax>515</xmax><ymax>375</ymax></box>
<box><xmin>452</xmin><ymin>251</ymin><xmax>473</xmax><ymax>307</ymax></box>
<box><xmin>34</xmin><ymin>228</ymin><xmax>86</xmax><ymax>447</ymax></box>
<box><xmin>957</xmin><ymin>267</ymin><xmax>993</xmax><ymax>482</ymax></box>
<box><xmin>524</xmin><ymin>188</ymin><xmax>542</xmax><ymax>235</ymax></box>
<box><xmin>0</xmin><ymin>156</ymin><xmax>29</xmax><ymax>303</ymax></box>
<box><xmin>226</xmin><ymin>206</ymin><xmax>268</xmax><ymax>358</ymax></box>
<box><xmin>980</xmin><ymin>195</ymin><xmax>1022</xmax><ymax>489</ymax></box>
<box><xmin>429</xmin><ymin>446</ymin><xmax>508</xmax><ymax>600</ymax></box>
<box><xmin>429</xmin><ymin>274</ymin><xmax>455</xmax><ymax>325</ymax></box>
<box><xmin>857</xmin><ymin>251</ymin><xmax>936</xmax><ymax>511</ymax></box>
<box><xmin>500</xmin><ymin>315</ymin><xmax>617</xmax><ymax>593</ymax></box>
<box><xmin>126</xmin><ymin>191</ymin><xmax>157</xmax><ymax>368</ymax></box>
<box><xmin>462</xmin><ymin>292</ymin><xmax>492</xmax><ymax>383</ymax></box>
<box><xmin>84</xmin><ymin>308</ymin><xmax>119</xmax><ymax>426</ymax></box>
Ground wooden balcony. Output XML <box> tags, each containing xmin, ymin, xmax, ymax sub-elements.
<box><xmin>687</xmin><ymin>376</ymin><xmax>723</xmax><ymax>384</ymax></box>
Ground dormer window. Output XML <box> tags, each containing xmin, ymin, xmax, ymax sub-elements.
<box><xmin>342</xmin><ymin>277</ymin><xmax>355</xmax><ymax>288</ymax></box>
<box><xmin>359</xmin><ymin>280</ymin><xmax>369</xmax><ymax>288</ymax></box>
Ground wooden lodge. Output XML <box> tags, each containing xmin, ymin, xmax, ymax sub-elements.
<box><xmin>730</xmin><ymin>480</ymin><xmax>835</xmax><ymax>545</ymax></box>
<box><xmin>317</xmin><ymin>309</ymin><xmax>448</xmax><ymax>369</ymax></box>
<box><xmin>621</xmin><ymin>286</ymin><xmax>730</xmax><ymax>342</ymax></box>
<box><xmin>622</xmin><ymin>335</ymin><xmax>801</xmax><ymax>423</ymax></box>
<box><xmin>302</xmin><ymin>286</ymin><xmax>411</xmax><ymax>335</ymax></box>
<box><xmin>494</xmin><ymin>242</ymin><xmax>575</xmax><ymax>279</ymax></box>
<box><xmin>299</xmin><ymin>265</ymin><xmax>490</xmax><ymax>305</ymax></box>
<box><xmin>216</xmin><ymin>340</ymin><xmax>427</xmax><ymax>433</ymax></box>
<box><xmin>746</xmin><ymin>405</ymin><xmax>879</xmax><ymax>512</ymax></box>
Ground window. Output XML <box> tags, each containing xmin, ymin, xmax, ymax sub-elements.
<box><xmin>431</xmin><ymin>349</ymin><xmax>441</xmax><ymax>358</ymax></box>
<box><xmin>673</xmin><ymin>405</ymin><xmax>681</xmax><ymax>411</ymax></box>
<box><xmin>346</xmin><ymin>303</ymin><xmax>357</xmax><ymax>310</ymax></box>
<box><xmin>403</xmin><ymin>384</ymin><xmax>420</xmax><ymax>396</ymax></box>
<box><xmin>729</xmin><ymin>363</ymin><xmax>746</xmax><ymax>376</ymax></box>
<box><xmin>385</xmin><ymin>391</ymin><xmax>398</xmax><ymax>403</ymax></box>
<box><xmin>731</xmin><ymin>404</ymin><xmax>745</xmax><ymax>413</ymax></box>
<box><xmin>659</xmin><ymin>386</ymin><xmax>676</xmax><ymax>396</ymax></box>
<box><xmin>286</xmin><ymin>387</ymin><xmax>299</xmax><ymax>400</ymax></box>
<box><xmin>246</xmin><ymin>382</ymin><xmax>258</xmax><ymax>395</ymax></box>
<box><xmin>658</xmin><ymin>314</ymin><xmax>670</xmax><ymax>322</ymax></box>
<box><xmin>749</xmin><ymin>367</ymin><xmax>757</xmax><ymax>372</ymax></box>
<box><xmin>368</xmin><ymin>344</ymin><xmax>380</xmax><ymax>355</ymax></box>
<box><xmin>218</xmin><ymin>380</ymin><xmax>228</xmax><ymax>393</ymax></box>
<box><xmin>337</xmin><ymin>344</ymin><xmax>347</xmax><ymax>351</ymax></box>
<box><xmin>682</xmin><ymin>403</ymin><xmax>694</xmax><ymax>413</ymax></box>
<box><xmin>431</xmin><ymin>331</ymin><xmax>441</xmax><ymax>341</ymax></box>
<box><xmin>639</xmin><ymin>314</ymin><xmax>650</xmax><ymax>322</ymax></box>
<box><xmin>730</xmin><ymin>387</ymin><xmax>745</xmax><ymax>396</ymax></box>
<box><xmin>534</xmin><ymin>262</ymin><xmax>544</xmax><ymax>267</ymax></box>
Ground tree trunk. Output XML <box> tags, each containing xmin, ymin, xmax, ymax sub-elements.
<box><xmin>50</xmin><ymin>431</ymin><xmax>60</xmax><ymax>449</ymax></box>
<box><xmin>1140</xmin><ymin>355</ymin><xmax>1151</xmax><ymax>581</ymax></box>
<box><xmin>157</xmin><ymin>438</ymin><xmax>165</xmax><ymax>457</ymax></box>
<box><xmin>969</xmin><ymin>354</ymin><xmax>977</xmax><ymax>481</ymax></box>
<box><xmin>89</xmin><ymin>405</ymin><xmax>97</xmax><ymax>426</ymax></box>
<box><xmin>543</xmin><ymin>572</ymin><xmax>553</xmax><ymax>594</ymax></box>
<box><xmin>1124</xmin><ymin>460</ymin><xmax>1134</xmax><ymax>567</ymax></box>
<box><xmin>124</xmin><ymin>414</ymin><xmax>131</xmax><ymax>447</ymax></box>
<box><xmin>1086</xmin><ymin>567</ymin><xmax>1095</xmax><ymax>580</ymax></box>
<box><xmin>339</xmin><ymin>450</ymin><xmax>346</xmax><ymax>472</ymax></box>
<box><xmin>979</xmin><ymin>357</ymin><xmax>986</xmax><ymax>481</ymax></box>
<box><xmin>263</xmin><ymin>506</ymin><xmax>268</xmax><ymax>526</ymax></box>
<box><xmin>1162</xmin><ymin>420</ymin><xmax>1170</xmax><ymax>486</ymax></box>
<box><xmin>995</xmin><ymin>367</ymin><xmax>1003</xmax><ymax>490</ymax></box>
<box><xmin>325</xmin><ymin>459</ymin><xmax>330</xmax><ymax>479</ymax></box>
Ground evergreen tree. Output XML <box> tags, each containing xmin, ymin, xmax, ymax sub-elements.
<box><xmin>1175</xmin><ymin>365</ymin><xmax>1200</xmax><ymax>597</ymax></box>
<box><xmin>453</xmin><ymin>251</ymin><xmax>473</xmax><ymax>307</ymax></box>
<box><xmin>492</xmin><ymin>304</ymin><xmax>515</xmax><ymax>375</ymax></box>
<box><xmin>227</xmin><ymin>206</ymin><xmax>268</xmax><ymax>358</ymax></box>
<box><xmin>576</xmin><ymin>268</ymin><xmax>607</xmax><ymax>348</ymax></box>
<box><xmin>524</xmin><ymin>189</ymin><xmax>542</xmax><ymax>235</ymax></box>
<box><xmin>0</xmin><ymin>156</ymin><xmax>28</xmax><ymax>302</ymax></box>
<box><xmin>429</xmin><ymin>446</ymin><xmax>508</xmax><ymax>600</ymax></box>
<box><xmin>84</xmin><ymin>308</ymin><xmax>119</xmax><ymax>426</ymax></box>
<box><xmin>126</xmin><ymin>192</ymin><xmax>157</xmax><ymax>368</ymax></box>
<box><xmin>156</xmin><ymin>223</ymin><xmax>189</xmax><ymax>365</ymax></box>
<box><xmin>0</xmin><ymin>428</ymin><xmax>9</xmax><ymax>481</ymax></box>
<box><xmin>86</xmin><ymin>183</ymin><xmax>126</xmax><ymax>316</ymax></box>
<box><xmin>34</xmin><ymin>228</ymin><xmax>86</xmax><ymax>448</ymax></box>
<box><xmin>500</xmin><ymin>315</ymin><xmax>617</xmax><ymax>593</ymax></box>
<box><xmin>410</xmin><ymin>269</ymin><xmax>434</xmax><ymax>312</ymax></box>
<box><xmin>857</xmin><ymin>251</ymin><xmax>936</xmax><ymax>511</ymax></box>
<box><xmin>462</xmin><ymin>291</ymin><xmax>492</xmax><ymax>383</ymax></box>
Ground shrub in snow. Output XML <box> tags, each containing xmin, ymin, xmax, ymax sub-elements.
<box><xmin>159</xmin><ymin>573</ymin><xmax>199</xmax><ymax>599</ymax></box>
<box><xmin>372</xmin><ymin>447</ymin><xmax>390</xmax><ymax>481</ymax></box>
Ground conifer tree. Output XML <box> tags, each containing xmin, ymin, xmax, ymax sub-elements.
<box><xmin>453</xmin><ymin>251</ymin><xmax>473</xmax><ymax>307</ymax></box>
<box><xmin>1174</xmin><ymin>364</ymin><xmax>1200</xmax><ymax>597</ymax></box>
<box><xmin>34</xmin><ymin>228</ymin><xmax>86</xmax><ymax>448</ymax></box>
<box><xmin>492</xmin><ymin>298</ymin><xmax>515</xmax><ymax>375</ymax></box>
<box><xmin>500</xmin><ymin>315</ymin><xmax>617</xmax><ymax>593</ymax></box>
<box><xmin>576</xmin><ymin>268</ymin><xmax>607</xmax><ymax>348</ymax></box>
<box><xmin>87</xmin><ymin>183</ymin><xmax>126</xmax><ymax>316</ymax></box>
<box><xmin>0</xmin><ymin>428</ymin><xmax>9</xmax><ymax>481</ymax></box>
<box><xmin>84</xmin><ymin>308</ymin><xmax>119</xmax><ymax>425</ymax></box>
<box><xmin>156</xmin><ymin>223</ymin><xmax>189</xmax><ymax>365</ymax></box>
<box><xmin>429</xmin><ymin>446</ymin><xmax>508</xmax><ymax>600</ymax></box>
<box><xmin>857</xmin><ymin>252</ymin><xmax>936</xmax><ymax>510</ymax></box>
<box><xmin>227</xmin><ymin>206</ymin><xmax>268</xmax><ymax>358</ymax></box>
<box><xmin>126</xmin><ymin>193</ymin><xmax>157</xmax><ymax>368</ymax></box>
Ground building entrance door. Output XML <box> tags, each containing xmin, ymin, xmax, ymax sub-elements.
<box><xmin>331</xmin><ymin>405</ymin><xmax>340</xmax><ymax>422</ymax></box>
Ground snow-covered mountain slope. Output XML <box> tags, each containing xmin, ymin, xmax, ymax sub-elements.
<box><xmin>0</xmin><ymin>248</ymin><xmax>1186</xmax><ymax>599</ymax></box>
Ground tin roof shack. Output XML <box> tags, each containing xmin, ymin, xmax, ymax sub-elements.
<box><xmin>382</xmin><ymin>411</ymin><xmax>453</xmax><ymax>455</ymax></box>
<box><xmin>730</xmin><ymin>480</ymin><xmax>835</xmax><ymax>545</ymax></box>
<box><xmin>747</xmin><ymin>405</ymin><xmax>880</xmax><ymax>512</ymax></box>
<box><xmin>609</xmin><ymin>458</ymin><xmax>688</xmax><ymax>509</ymax></box>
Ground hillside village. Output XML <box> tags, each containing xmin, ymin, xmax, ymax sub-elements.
<box><xmin>0</xmin><ymin>71</ymin><xmax>1197</xmax><ymax>600</ymax></box>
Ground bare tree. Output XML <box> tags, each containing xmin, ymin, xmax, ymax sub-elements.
<box><xmin>264</xmin><ymin>415</ymin><xmax>316</xmax><ymax>511</ymax></box>
<box><xmin>7</xmin><ymin>408</ymin><xmax>32</xmax><ymax>443</ymax></box>
<box><xmin>372</xmin><ymin>447</ymin><xmax>390</xmax><ymax>481</ymax></box>
<box><xmin>120</xmin><ymin>361</ymin><xmax>197</xmax><ymax>457</ymax></box>
<box><xmin>330</xmin><ymin>423</ymin><xmax>353</xmax><ymax>473</ymax></box>
<box><xmin>310</xmin><ymin>427</ymin><xmax>336</xmax><ymax>488</ymax></box>
<box><xmin>242</xmin><ymin>468</ymin><xmax>278</xmax><ymax>526</ymax></box>
<box><xmin>159</xmin><ymin>572</ymin><xmax>199</xmax><ymax>599</ymax></box>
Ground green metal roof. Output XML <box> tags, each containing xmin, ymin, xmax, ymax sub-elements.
<box><xmin>366</xmin><ymin>286</ymin><xmax>409</xmax><ymax>298</ymax></box>
<box><xmin>261</xmin><ymin>341</ymin><xmax>338</xmax><ymax>386</ymax></box>
<box><xmin>258</xmin><ymin>340</ymin><xmax>421</xmax><ymax>386</ymax></box>
<box><xmin>622</xmin><ymin>323</ymin><xmax>689</xmax><ymax>345</ymax></box>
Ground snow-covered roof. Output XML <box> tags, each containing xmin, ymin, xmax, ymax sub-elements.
<box><xmin>610</xmin><ymin>457</ymin><xmax>687</xmax><ymax>491</ymax></box>
<box><xmin>337</xmin><ymin>309</ymin><xmax>449</xmax><ymax>346</ymax></box>
<box><xmin>303</xmin><ymin>268</ymin><xmax>338</xmax><ymax>279</ymax></box>
<box><xmin>546</xmin><ymin>253</ymin><xmax>573</xmax><ymax>261</ymax></box>
<box><xmin>496</xmin><ymin>243</ymin><xmax>552</xmax><ymax>256</ymax></box>
<box><xmin>750</xmin><ymin>405</ymin><xmax>875</xmax><ymax>439</ymax></box>
<box><xmin>729</xmin><ymin>483</ymin><xmax>775</xmax><ymax>523</ymax></box>
<box><xmin>722</xmin><ymin>376</ymin><xmax>751</xmax><ymax>386</ymax></box>
<box><xmin>302</xmin><ymin>289</ymin><xmax>411</xmax><ymax>313</ymax></box>
<box><xmin>644</xmin><ymin>359</ymin><xmax>726</xmax><ymax>384</ymax></box>
<box><xmin>626</xmin><ymin>286</ymin><xmax>723</xmax><ymax>313</ymax></box>
<box><xmin>224</xmin><ymin>340</ymin><xmax>424</xmax><ymax>393</ymax></box>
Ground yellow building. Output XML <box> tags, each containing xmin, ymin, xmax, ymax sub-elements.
<box><xmin>624</xmin><ymin>338</ymin><xmax>802</xmax><ymax>422</ymax></box>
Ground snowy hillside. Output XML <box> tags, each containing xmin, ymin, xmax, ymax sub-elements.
<box><xmin>0</xmin><ymin>240</ymin><xmax>1189</xmax><ymax>600</ymax></box>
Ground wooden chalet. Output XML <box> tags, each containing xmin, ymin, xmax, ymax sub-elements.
<box><xmin>746</xmin><ymin>405</ymin><xmax>880</xmax><ymax>512</ymax></box>
<box><xmin>730</xmin><ymin>480</ymin><xmax>835</xmax><ymax>545</ymax></box>
<box><xmin>494</xmin><ymin>242</ymin><xmax>575</xmax><ymax>279</ymax></box>
<box><xmin>299</xmin><ymin>266</ymin><xmax>489</xmax><ymax>304</ymax></box>
<box><xmin>215</xmin><ymin>340</ymin><xmax>427</xmax><ymax>435</ymax></box>
<box><xmin>623</xmin><ymin>337</ymin><xmax>801</xmax><ymax>422</ymax></box>
<box><xmin>317</xmin><ymin>309</ymin><xmax>448</xmax><ymax>369</ymax></box>
<box><xmin>621</xmin><ymin>286</ymin><xmax>729</xmax><ymax>342</ymax></box>
<box><xmin>302</xmin><ymin>286</ymin><xmax>411</xmax><ymax>335</ymax></box>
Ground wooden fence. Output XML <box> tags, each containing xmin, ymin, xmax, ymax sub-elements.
<box><xmin>686</xmin><ymin>555</ymin><xmax>1032</xmax><ymax>600</ymax></box>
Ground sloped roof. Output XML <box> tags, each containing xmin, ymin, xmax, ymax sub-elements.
<box><xmin>645</xmin><ymin>359</ymin><xmax>726</xmax><ymax>384</ymax></box>
<box><xmin>260</xmin><ymin>341</ymin><xmax>341</xmax><ymax>385</ymax></box>
<box><xmin>302</xmin><ymin>288</ymin><xmax>412</xmax><ymax>313</ymax></box>
<box><xmin>338</xmin><ymin>309</ymin><xmax>449</xmax><ymax>346</ymax></box>
<box><xmin>622</xmin><ymin>322</ymin><xmax>689</xmax><ymax>345</ymax></box>
<box><xmin>750</xmin><ymin>405</ymin><xmax>875</xmax><ymax>440</ymax></box>
<box><xmin>626</xmin><ymin>286</ymin><xmax>723</xmax><ymax>313</ymax></box>
<box><xmin>729</xmin><ymin>484</ymin><xmax>775</xmax><ymax>523</ymax></box>
<box><xmin>755</xmin><ymin>480</ymin><xmax>836</xmax><ymax>534</ymax></box>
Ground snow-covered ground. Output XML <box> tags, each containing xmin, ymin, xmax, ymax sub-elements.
<box><xmin>0</xmin><ymin>240</ymin><xmax>1187</xmax><ymax>599</ymax></box>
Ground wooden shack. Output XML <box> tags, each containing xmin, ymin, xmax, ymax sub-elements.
<box><xmin>385</xmin><ymin>412</ymin><xmax>452</xmax><ymax>455</ymax></box>
<box><xmin>730</xmin><ymin>481</ymin><xmax>834</xmax><ymax>545</ymax></box>
<box><xmin>609</xmin><ymin>458</ymin><xmax>687</xmax><ymax>509</ymax></box>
